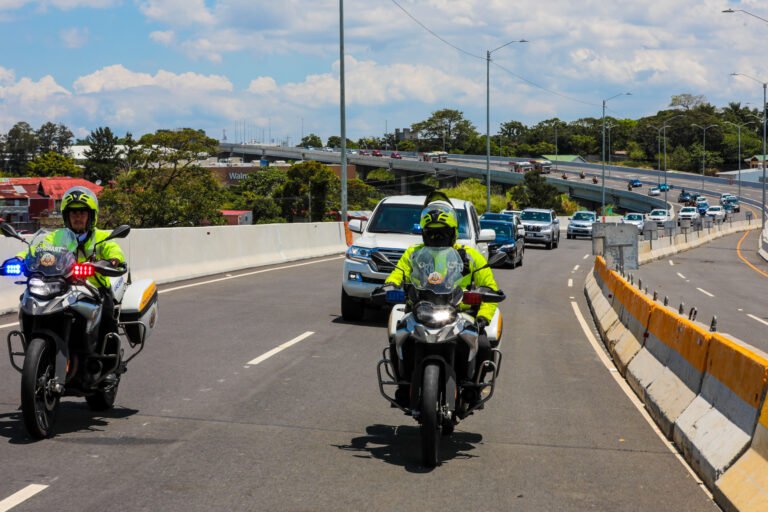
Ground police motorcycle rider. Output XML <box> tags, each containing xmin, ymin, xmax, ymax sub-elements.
<box><xmin>375</xmin><ymin>193</ymin><xmax>501</xmax><ymax>407</ymax></box>
<box><xmin>13</xmin><ymin>187</ymin><xmax>126</xmax><ymax>353</ymax></box>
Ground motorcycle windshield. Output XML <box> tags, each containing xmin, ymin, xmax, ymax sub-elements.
<box><xmin>409</xmin><ymin>247</ymin><xmax>464</xmax><ymax>296</ymax></box>
<box><xmin>24</xmin><ymin>229</ymin><xmax>78</xmax><ymax>277</ymax></box>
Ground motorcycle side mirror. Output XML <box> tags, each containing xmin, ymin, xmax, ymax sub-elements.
<box><xmin>0</xmin><ymin>223</ymin><xmax>28</xmax><ymax>244</ymax></box>
<box><xmin>105</xmin><ymin>225</ymin><xmax>131</xmax><ymax>241</ymax></box>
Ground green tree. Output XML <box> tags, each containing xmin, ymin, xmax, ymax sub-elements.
<box><xmin>569</xmin><ymin>134</ymin><xmax>598</xmax><ymax>156</ymax></box>
<box><xmin>668</xmin><ymin>145</ymin><xmax>693</xmax><ymax>172</ymax></box>
<box><xmin>279</xmin><ymin>161</ymin><xmax>337</xmax><ymax>222</ymax></box>
<box><xmin>300</xmin><ymin>133</ymin><xmax>323</xmax><ymax>148</ymax></box>
<box><xmin>36</xmin><ymin>122</ymin><xmax>73</xmax><ymax>154</ymax></box>
<box><xmin>508</xmin><ymin>170</ymin><xmax>561</xmax><ymax>211</ymax></box>
<box><xmin>26</xmin><ymin>152</ymin><xmax>81</xmax><ymax>177</ymax></box>
<box><xmin>411</xmin><ymin>109</ymin><xmax>478</xmax><ymax>152</ymax></box>
<box><xmin>438</xmin><ymin>178</ymin><xmax>506</xmax><ymax>215</ymax></box>
<box><xmin>4</xmin><ymin>122</ymin><xmax>37</xmax><ymax>175</ymax></box>
<box><xmin>326</xmin><ymin>136</ymin><xmax>356</xmax><ymax>149</ymax></box>
<box><xmin>365</xmin><ymin>168</ymin><xmax>395</xmax><ymax>185</ymax></box>
<box><xmin>83</xmin><ymin>126</ymin><xmax>120</xmax><ymax>184</ymax></box>
<box><xmin>252</xmin><ymin>195</ymin><xmax>284</xmax><ymax>224</ymax></box>
<box><xmin>99</xmin><ymin>128</ymin><xmax>224</xmax><ymax>228</ymax></box>
<box><xmin>669</xmin><ymin>93</ymin><xmax>707</xmax><ymax>110</ymax></box>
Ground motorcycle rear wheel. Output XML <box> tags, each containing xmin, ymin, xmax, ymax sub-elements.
<box><xmin>420</xmin><ymin>363</ymin><xmax>441</xmax><ymax>467</ymax></box>
<box><xmin>21</xmin><ymin>338</ymin><xmax>59</xmax><ymax>439</ymax></box>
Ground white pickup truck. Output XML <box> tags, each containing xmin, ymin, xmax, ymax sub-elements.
<box><xmin>341</xmin><ymin>195</ymin><xmax>495</xmax><ymax>321</ymax></box>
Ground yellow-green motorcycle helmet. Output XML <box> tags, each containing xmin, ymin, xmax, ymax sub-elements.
<box><xmin>420</xmin><ymin>195</ymin><xmax>458</xmax><ymax>247</ymax></box>
<box><xmin>61</xmin><ymin>186</ymin><xmax>98</xmax><ymax>233</ymax></box>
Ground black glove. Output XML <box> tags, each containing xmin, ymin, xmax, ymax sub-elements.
<box><xmin>476</xmin><ymin>317</ymin><xmax>489</xmax><ymax>332</ymax></box>
<box><xmin>373</xmin><ymin>283</ymin><xmax>397</xmax><ymax>295</ymax></box>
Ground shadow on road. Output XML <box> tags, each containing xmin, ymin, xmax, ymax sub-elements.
<box><xmin>335</xmin><ymin>423</ymin><xmax>482</xmax><ymax>472</ymax></box>
<box><xmin>0</xmin><ymin>402</ymin><xmax>139</xmax><ymax>444</ymax></box>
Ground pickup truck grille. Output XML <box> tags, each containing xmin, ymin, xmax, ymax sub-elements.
<box><xmin>370</xmin><ymin>249</ymin><xmax>405</xmax><ymax>273</ymax></box>
<box><xmin>524</xmin><ymin>225</ymin><xmax>541</xmax><ymax>232</ymax></box>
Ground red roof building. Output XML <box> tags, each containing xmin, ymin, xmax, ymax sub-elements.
<box><xmin>0</xmin><ymin>177</ymin><xmax>102</xmax><ymax>230</ymax></box>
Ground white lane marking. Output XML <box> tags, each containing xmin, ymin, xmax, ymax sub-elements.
<box><xmin>696</xmin><ymin>288</ymin><xmax>715</xmax><ymax>298</ymax></box>
<box><xmin>583</xmin><ymin>254</ymin><xmax>590</xmax><ymax>260</ymax></box>
<box><xmin>246</xmin><ymin>331</ymin><xmax>315</xmax><ymax>366</ymax></box>
<box><xmin>568</xmin><ymin>279</ymin><xmax>573</xmax><ymax>288</ymax></box>
<box><xmin>0</xmin><ymin>321</ymin><xmax>18</xmax><ymax>329</ymax></box>
<box><xmin>748</xmin><ymin>314</ymin><xmax>768</xmax><ymax>327</ymax></box>
<box><xmin>159</xmin><ymin>256</ymin><xmax>344</xmax><ymax>294</ymax></box>
<box><xmin>738</xmin><ymin>308</ymin><xmax>744</xmax><ymax>312</ymax></box>
<box><xmin>572</xmin><ymin>265</ymin><xmax>580</xmax><ymax>272</ymax></box>
<box><xmin>669</xmin><ymin>260</ymin><xmax>674</xmax><ymax>266</ymax></box>
<box><xmin>0</xmin><ymin>484</ymin><xmax>48</xmax><ymax>512</ymax></box>
<box><xmin>676</xmin><ymin>272</ymin><xmax>687</xmax><ymax>280</ymax></box>
<box><xmin>569</xmin><ymin>301</ymin><xmax>712</xmax><ymax>499</ymax></box>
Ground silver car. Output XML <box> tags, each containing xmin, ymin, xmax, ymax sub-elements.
<box><xmin>620</xmin><ymin>213</ymin><xmax>645</xmax><ymax>231</ymax></box>
<box><xmin>567</xmin><ymin>211</ymin><xmax>597</xmax><ymax>239</ymax></box>
<box><xmin>520</xmin><ymin>208</ymin><xmax>560</xmax><ymax>249</ymax></box>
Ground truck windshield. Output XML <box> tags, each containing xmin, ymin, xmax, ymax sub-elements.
<box><xmin>367</xmin><ymin>203</ymin><xmax>470</xmax><ymax>239</ymax></box>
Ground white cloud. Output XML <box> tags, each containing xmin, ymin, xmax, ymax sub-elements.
<box><xmin>149</xmin><ymin>30</ymin><xmax>175</xmax><ymax>46</ymax></box>
<box><xmin>0</xmin><ymin>75</ymin><xmax>70</xmax><ymax>103</ymax></box>
<box><xmin>60</xmin><ymin>26</ymin><xmax>89</xmax><ymax>48</ymax></box>
<box><xmin>139</xmin><ymin>0</ymin><xmax>214</xmax><ymax>26</ymax></box>
<box><xmin>0</xmin><ymin>66</ymin><xmax>15</xmax><ymax>85</ymax></box>
<box><xmin>247</xmin><ymin>77</ymin><xmax>278</xmax><ymax>95</ymax></box>
<box><xmin>73</xmin><ymin>64</ymin><xmax>233</xmax><ymax>93</ymax></box>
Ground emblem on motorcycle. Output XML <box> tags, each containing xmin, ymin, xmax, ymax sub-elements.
<box><xmin>39</xmin><ymin>253</ymin><xmax>56</xmax><ymax>267</ymax></box>
<box><xmin>427</xmin><ymin>271</ymin><xmax>444</xmax><ymax>285</ymax></box>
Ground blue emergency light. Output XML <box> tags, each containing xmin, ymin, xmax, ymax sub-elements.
<box><xmin>386</xmin><ymin>289</ymin><xmax>406</xmax><ymax>304</ymax></box>
<box><xmin>1</xmin><ymin>262</ymin><xmax>23</xmax><ymax>276</ymax></box>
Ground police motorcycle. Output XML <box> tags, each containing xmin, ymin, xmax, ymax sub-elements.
<box><xmin>373</xmin><ymin>247</ymin><xmax>505</xmax><ymax>467</ymax></box>
<box><xmin>0</xmin><ymin>223</ymin><xmax>158</xmax><ymax>439</ymax></box>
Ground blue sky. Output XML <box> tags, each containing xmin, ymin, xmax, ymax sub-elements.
<box><xmin>0</xmin><ymin>0</ymin><xmax>766</xmax><ymax>144</ymax></box>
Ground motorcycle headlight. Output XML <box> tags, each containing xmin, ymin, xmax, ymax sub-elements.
<box><xmin>414</xmin><ymin>302</ymin><xmax>456</xmax><ymax>329</ymax></box>
<box><xmin>28</xmin><ymin>277</ymin><xmax>66</xmax><ymax>299</ymax></box>
<box><xmin>346</xmin><ymin>245</ymin><xmax>371</xmax><ymax>262</ymax></box>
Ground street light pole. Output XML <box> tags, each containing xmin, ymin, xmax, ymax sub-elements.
<box><xmin>692</xmin><ymin>123</ymin><xmax>719</xmax><ymax>192</ymax></box>
<box><xmin>554</xmin><ymin>122</ymin><xmax>558</xmax><ymax>172</ymax></box>
<box><xmin>339</xmin><ymin>0</ymin><xmax>347</xmax><ymax>224</ymax></box>
<box><xmin>486</xmin><ymin>39</ymin><xmax>527</xmax><ymax>212</ymax></box>
<box><xmin>724</xmin><ymin>120</ymin><xmax>754</xmax><ymax>200</ymax></box>
<box><xmin>649</xmin><ymin>124</ymin><xmax>663</xmax><ymax>185</ymax></box>
<box><xmin>731</xmin><ymin>73</ymin><xmax>768</xmax><ymax>230</ymax></box>
<box><xmin>606</xmin><ymin>122</ymin><xmax>616</xmax><ymax>176</ymax></box>
<box><xmin>602</xmin><ymin>92</ymin><xmax>631</xmax><ymax>218</ymax></box>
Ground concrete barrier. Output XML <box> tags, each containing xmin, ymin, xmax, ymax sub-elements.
<box><xmin>715</xmin><ymin>386</ymin><xmax>768</xmax><ymax>511</ymax></box>
<box><xmin>673</xmin><ymin>334</ymin><xmax>768</xmax><ymax>489</ymax></box>
<box><xmin>0</xmin><ymin>222</ymin><xmax>348</xmax><ymax>315</ymax></box>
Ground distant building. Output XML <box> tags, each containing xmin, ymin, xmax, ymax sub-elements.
<box><xmin>395</xmin><ymin>128</ymin><xmax>417</xmax><ymax>142</ymax></box>
<box><xmin>220</xmin><ymin>210</ymin><xmax>253</xmax><ymax>225</ymax></box>
<box><xmin>0</xmin><ymin>177</ymin><xmax>102</xmax><ymax>230</ymax></box>
<box><xmin>541</xmin><ymin>154</ymin><xmax>588</xmax><ymax>164</ymax></box>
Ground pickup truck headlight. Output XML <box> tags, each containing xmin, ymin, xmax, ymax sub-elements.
<box><xmin>499</xmin><ymin>244</ymin><xmax>515</xmax><ymax>251</ymax></box>
<box><xmin>346</xmin><ymin>245</ymin><xmax>371</xmax><ymax>262</ymax></box>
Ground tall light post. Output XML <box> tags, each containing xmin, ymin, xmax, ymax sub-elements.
<box><xmin>724</xmin><ymin>120</ymin><xmax>754</xmax><ymax>200</ymax></box>
<box><xmin>648</xmin><ymin>124</ymin><xmax>664</xmax><ymax>185</ymax></box>
<box><xmin>661</xmin><ymin>115</ymin><xmax>684</xmax><ymax>206</ymax></box>
<box><xmin>339</xmin><ymin>0</ymin><xmax>348</xmax><ymax>224</ymax></box>
<box><xmin>691</xmin><ymin>123</ymin><xmax>720</xmax><ymax>193</ymax></box>
<box><xmin>553</xmin><ymin>122</ymin><xmax>559</xmax><ymax>172</ymax></box>
<box><xmin>602</xmin><ymin>92</ymin><xmax>631</xmax><ymax>217</ymax></box>
<box><xmin>731</xmin><ymin>73</ymin><xmax>767</xmax><ymax>231</ymax></box>
<box><xmin>606</xmin><ymin>122</ymin><xmax>616</xmax><ymax>176</ymax></box>
<box><xmin>486</xmin><ymin>39</ymin><xmax>527</xmax><ymax>211</ymax></box>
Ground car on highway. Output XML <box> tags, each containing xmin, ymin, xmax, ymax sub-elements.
<box><xmin>705</xmin><ymin>205</ymin><xmax>726</xmax><ymax>221</ymax></box>
<box><xmin>628</xmin><ymin>179</ymin><xmax>643</xmax><ymax>188</ymax></box>
<box><xmin>620</xmin><ymin>212</ymin><xmax>645</xmax><ymax>231</ymax></box>
<box><xmin>520</xmin><ymin>208</ymin><xmax>560</xmax><ymax>249</ymax></box>
<box><xmin>686</xmin><ymin>192</ymin><xmax>701</xmax><ymax>206</ymax></box>
<box><xmin>480</xmin><ymin>212</ymin><xmax>516</xmax><ymax>222</ymax></box>
<box><xmin>648</xmin><ymin>186</ymin><xmax>661</xmax><ymax>196</ymax></box>
<box><xmin>566</xmin><ymin>210</ymin><xmax>597</xmax><ymax>239</ymax></box>
<box><xmin>341</xmin><ymin>195</ymin><xmax>494</xmax><ymax>321</ymax></box>
<box><xmin>719</xmin><ymin>192</ymin><xmax>732</xmax><ymax>204</ymax></box>
<box><xmin>696</xmin><ymin>199</ymin><xmax>709</xmax><ymax>216</ymax></box>
<box><xmin>723</xmin><ymin>196</ymin><xmax>741</xmax><ymax>213</ymax></box>
<box><xmin>390</xmin><ymin>151</ymin><xmax>402</xmax><ymax>159</ymax></box>
<box><xmin>678</xmin><ymin>191</ymin><xmax>692</xmax><ymax>203</ymax></box>
<box><xmin>659</xmin><ymin>183</ymin><xmax>672</xmax><ymax>191</ymax></box>
<box><xmin>677</xmin><ymin>206</ymin><xmax>699</xmax><ymax>224</ymax></box>
<box><xmin>647</xmin><ymin>209</ymin><xmax>671</xmax><ymax>227</ymax></box>
<box><xmin>371</xmin><ymin>149</ymin><xmax>383</xmax><ymax>157</ymax></box>
<box><xmin>481</xmin><ymin>218</ymin><xmax>525</xmax><ymax>268</ymax></box>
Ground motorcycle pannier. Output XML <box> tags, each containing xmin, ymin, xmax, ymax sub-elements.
<box><xmin>119</xmin><ymin>279</ymin><xmax>158</xmax><ymax>345</ymax></box>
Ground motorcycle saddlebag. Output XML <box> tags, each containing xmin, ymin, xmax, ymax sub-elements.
<box><xmin>119</xmin><ymin>279</ymin><xmax>158</xmax><ymax>345</ymax></box>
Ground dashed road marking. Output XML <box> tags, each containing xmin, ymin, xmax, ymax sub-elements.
<box><xmin>583</xmin><ymin>254</ymin><xmax>590</xmax><ymax>260</ymax></box>
<box><xmin>748</xmin><ymin>314</ymin><xmax>768</xmax><ymax>327</ymax></box>
<box><xmin>676</xmin><ymin>272</ymin><xmax>687</xmax><ymax>280</ymax></box>
<box><xmin>246</xmin><ymin>331</ymin><xmax>315</xmax><ymax>366</ymax></box>
<box><xmin>568</xmin><ymin>279</ymin><xmax>573</xmax><ymax>287</ymax></box>
<box><xmin>0</xmin><ymin>484</ymin><xmax>48</xmax><ymax>512</ymax></box>
<box><xmin>572</xmin><ymin>265</ymin><xmax>580</xmax><ymax>272</ymax></box>
<box><xmin>696</xmin><ymin>288</ymin><xmax>714</xmax><ymax>298</ymax></box>
<box><xmin>0</xmin><ymin>321</ymin><xmax>17</xmax><ymax>329</ymax></box>
<box><xmin>669</xmin><ymin>260</ymin><xmax>674</xmax><ymax>266</ymax></box>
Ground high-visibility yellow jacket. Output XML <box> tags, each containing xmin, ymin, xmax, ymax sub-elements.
<box><xmin>384</xmin><ymin>243</ymin><xmax>499</xmax><ymax>322</ymax></box>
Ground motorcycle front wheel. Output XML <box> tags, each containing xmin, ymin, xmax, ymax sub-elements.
<box><xmin>21</xmin><ymin>338</ymin><xmax>59</xmax><ymax>439</ymax></box>
<box><xmin>420</xmin><ymin>363</ymin><xmax>441</xmax><ymax>467</ymax></box>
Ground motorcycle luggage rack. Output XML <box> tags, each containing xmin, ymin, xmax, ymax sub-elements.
<box><xmin>377</xmin><ymin>347</ymin><xmax>411</xmax><ymax>414</ymax></box>
<box><xmin>6</xmin><ymin>330</ymin><xmax>27</xmax><ymax>373</ymax></box>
